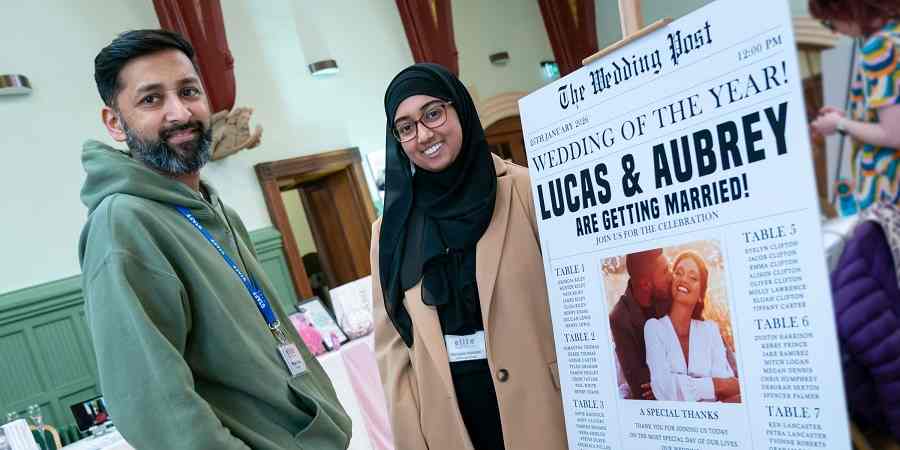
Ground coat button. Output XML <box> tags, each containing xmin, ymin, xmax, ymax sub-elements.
<box><xmin>497</xmin><ymin>369</ymin><xmax>509</xmax><ymax>382</ymax></box>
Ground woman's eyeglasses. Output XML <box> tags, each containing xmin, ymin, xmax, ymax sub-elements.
<box><xmin>392</xmin><ymin>101</ymin><xmax>452</xmax><ymax>142</ymax></box>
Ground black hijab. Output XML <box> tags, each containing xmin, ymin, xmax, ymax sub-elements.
<box><xmin>379</xmin><ymin>63</ymin><xmax>497</xmax><ymax>347</ymax></box>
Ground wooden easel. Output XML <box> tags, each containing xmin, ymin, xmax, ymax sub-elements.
<box><xmin>582</xmin><ymin>0</ymin><xmax>671</xmax><ymax>66</ymax></box>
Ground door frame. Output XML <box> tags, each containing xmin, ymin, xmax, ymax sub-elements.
<box><xmin>255</xmin><ymin>147</ymin><xmax>377</xmax><ymax>300</ymax></box>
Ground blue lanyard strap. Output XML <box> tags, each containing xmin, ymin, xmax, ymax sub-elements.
<box><xmin>174</xmin><ymin>205</ymin><xmax>288</xmax><ymax>344</ymax></box>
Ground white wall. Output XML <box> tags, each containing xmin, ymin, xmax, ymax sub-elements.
<box><xmin>203</xmin><ymin>0</ymin><xmax>413</xmax><ymax>231</ymax></box>
<box><xmin>595</xmin><ymin>0</ymin><xmax>622</xmax><ymax>48</ymax></box>
<box><xmin>594</xmin><ymin>0</ymin><xmax>712</xmax><ymax>49</ymax></box>
<box><xmin>0</xmin><ymin>0</ymin><xmax>414</xmax><ymax>294</ymax></box>
<box><xmin>0</xmin><ymin>0</ymin><xmax>160</xmax><ymax>294</ymax></box>
<box><xmin>282</xmin><ymin>190</ymin><xmax>318</xmax><ymax>257</ymax></box>
<box><xmin>453</xmin><ymin>0</ymin><xmax>555</xmax><ymax>103</ymax></box>
<box><xmin>789</xmin><ymin>0</ymin><xmax>810</xmax><ymax>16</ymax></box>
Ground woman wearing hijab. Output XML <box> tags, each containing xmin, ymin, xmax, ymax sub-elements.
<box><xmin>370</xmin><ymin>63</ymin><xmax>567</xmax><ymax>450</ymax></box>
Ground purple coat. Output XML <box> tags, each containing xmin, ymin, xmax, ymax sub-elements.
<box><xmin>831</xmin><ymin>220</ymin><xmax>900</xmax><ymax>437</ymax></box>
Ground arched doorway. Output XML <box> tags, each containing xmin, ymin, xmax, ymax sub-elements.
<box><xmin>485</xmin><ymin>116</ymin><xmax>527</xmax><ymax>167</ymax></box>
<box><xmin>480</xmin><ymin>91</ymin><xmax>528</xmax><ymax>167</ymax></box>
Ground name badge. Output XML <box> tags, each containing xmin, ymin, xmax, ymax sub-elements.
<box><xmin>445</xmin><ymin>331</ymin><xmax>487</xmax><ymax>362</ymax></box>
<box><xmin>277</xmin><ymin>343</ymin><xmax>308</xmax><ymax>377</ymax></box>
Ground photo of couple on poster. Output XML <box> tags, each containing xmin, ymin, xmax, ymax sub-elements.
<box><xmin>604</xmin><ymin>241</ymin><xmax>741</xmax><ymax>403</ymax></box>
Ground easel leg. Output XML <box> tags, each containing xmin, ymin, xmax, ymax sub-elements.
<box><xmin>618</xmin><ymin>0</ymin><xmax>644</xmax><ymax>36</ymax></box>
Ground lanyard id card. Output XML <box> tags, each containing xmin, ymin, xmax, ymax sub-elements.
<box><xmin>277</xmin><ymin>342</ymin><xmax>308</xmax><ymax>377</ymax></box>
<box><xmin>271</xmin><ymin>321</ymin><xmax>308</xmax><ymax>377</ymax></box>
<box><xmin>174</xmin><ymin>205</ymin><xmax>307</xmax><ymax>376</ymax></box>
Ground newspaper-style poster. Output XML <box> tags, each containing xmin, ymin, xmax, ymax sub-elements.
<box><xmin>518</xmin><ymin>0</ymin><xmax>851</xmax><ymax>449</ymax></box>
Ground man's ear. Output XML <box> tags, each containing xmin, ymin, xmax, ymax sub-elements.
<box><xmin>101</xmin><ymin>106</ymin><xmax>127</xmax><ymax>142</ymax></box>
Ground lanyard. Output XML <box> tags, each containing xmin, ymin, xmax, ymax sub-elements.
<box><xmin>174</xmin><ymin>205</ymin><xmax>289</xmax><ymax>345</ymax></box>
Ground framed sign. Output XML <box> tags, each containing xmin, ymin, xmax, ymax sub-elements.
<box><xmin>295</xmin><ymin>297</ymin><xmax>349</xmax><ymax>352</ymax></box>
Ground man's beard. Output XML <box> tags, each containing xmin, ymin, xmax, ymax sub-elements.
<box><xmin>652</xmin><ymin>278</ymin><xmax>674</xmax><ymax>309</ymax></box>
<box><xmin>123</xmin><ymin>119</ymin><xmax>212</xmax><ymax>175</ymax></box>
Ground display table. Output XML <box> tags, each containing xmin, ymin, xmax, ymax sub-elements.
<box><xmin>316</xmin><ymin>334</ymin><xmax>394</xmax><ymax>450</ymax></box>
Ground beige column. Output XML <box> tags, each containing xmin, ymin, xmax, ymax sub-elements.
<box><xmin>618</xmin><ymin>0</ymin><xmax>644</xmax><ymax>37</ymax></box>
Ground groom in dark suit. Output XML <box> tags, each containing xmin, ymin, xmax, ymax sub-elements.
<box><xmin>609</xmin><ymin>248</ymin><xmax>672</xmax><ymax>399</ymax></box>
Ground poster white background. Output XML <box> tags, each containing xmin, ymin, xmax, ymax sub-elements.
<box><xmin>519</xmin><ymin>0</ymin><xmax>851</xmax><ymax>449</ymax></box>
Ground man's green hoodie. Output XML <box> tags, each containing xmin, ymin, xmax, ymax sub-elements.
<box><xmin>78</xmin><ymin>140</ymin><xmax>351</xmax><ymax>450</ymax></box>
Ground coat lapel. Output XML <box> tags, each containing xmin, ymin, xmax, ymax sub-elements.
<box><xmin>476</xmin><ymin>158</ymin><xmax>512</xmax><ymax>329</ymax></box>
<box><xmin>404</xmin><ymin>283</ymin><xmax>454</xmax><ymax>393</ymax></box>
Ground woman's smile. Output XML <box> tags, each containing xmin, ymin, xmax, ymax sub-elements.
<box><xmin>394</xmin><ymin>94</ymin><xmax>463</xmax><ymax>172</ymax></box>
<box><xmin>672</xmin><ymin>256</ymin><xmax>702</xmax><ymax>305</ymax></box>
<box><xmin>423</xmin><ymin>141</ymin><xmax>443</xmax><ymax>158</ymax></box>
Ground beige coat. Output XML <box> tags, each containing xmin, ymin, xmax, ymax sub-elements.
<box><xmin>371</xmin><ymin>155</ymin><xmax>568</xmax><ymax>450</ymax></box>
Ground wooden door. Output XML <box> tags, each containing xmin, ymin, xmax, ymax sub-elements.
<box><xmin>298</xmin><ymin>168</ymin><xmax>372</xmax><ymax>288</ymax></box>
<box><xmin>485</xmin><ymin>116</ymin><xmax>527</xmax><ymax>166</ymax></box>
<box><xmin>256</xmin><ymin>147</ymin><xmax>377</xmax><ymax>300</ymax></box>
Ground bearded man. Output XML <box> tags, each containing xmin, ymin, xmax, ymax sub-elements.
<box><xmin>78</xmin><ymin>29</ymin><xmax>350</xmax><ymax>450</ymax></box>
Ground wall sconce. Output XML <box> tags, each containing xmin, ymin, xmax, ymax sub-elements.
<box><xmin>489</xmin><ymin>51</ymin><xmax>510</xmax><ymax>66</ymax></box>
<box><xmin>308</xmin><ymin>59</ymin><xmax>339</xmax><ymax>77</ymax></box>
<box><xmin>0</xmin><ymin>74</ymin><xmax>32</xmax><ymax>96</ymax></box>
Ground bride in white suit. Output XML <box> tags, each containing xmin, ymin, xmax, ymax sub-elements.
<box><xmin>644</xmin><ymin>251</ymin><xmax>740</xmax><ymax>402</ymax></box>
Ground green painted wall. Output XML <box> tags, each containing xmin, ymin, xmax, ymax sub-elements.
<box><xmin>0</xmin><ymin>227</ymin><xmax>296</xmax><ymax>436</ymax></box>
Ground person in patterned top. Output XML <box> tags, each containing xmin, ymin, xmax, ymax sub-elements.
<box><xmin>810</xmin><ymin>0</ymin><xmax>900</xmax><ymax>211</ymax></box>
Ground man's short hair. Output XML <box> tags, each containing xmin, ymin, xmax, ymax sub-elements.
<box><xmin>94</xmin><ymin>29</ymin><xmax>198</xmax><ymax>108</ymax></box>
<box><xmin>625</xmin><ymin>248</ymin><xmax>663</xmax><ymax>280</ymax></box>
